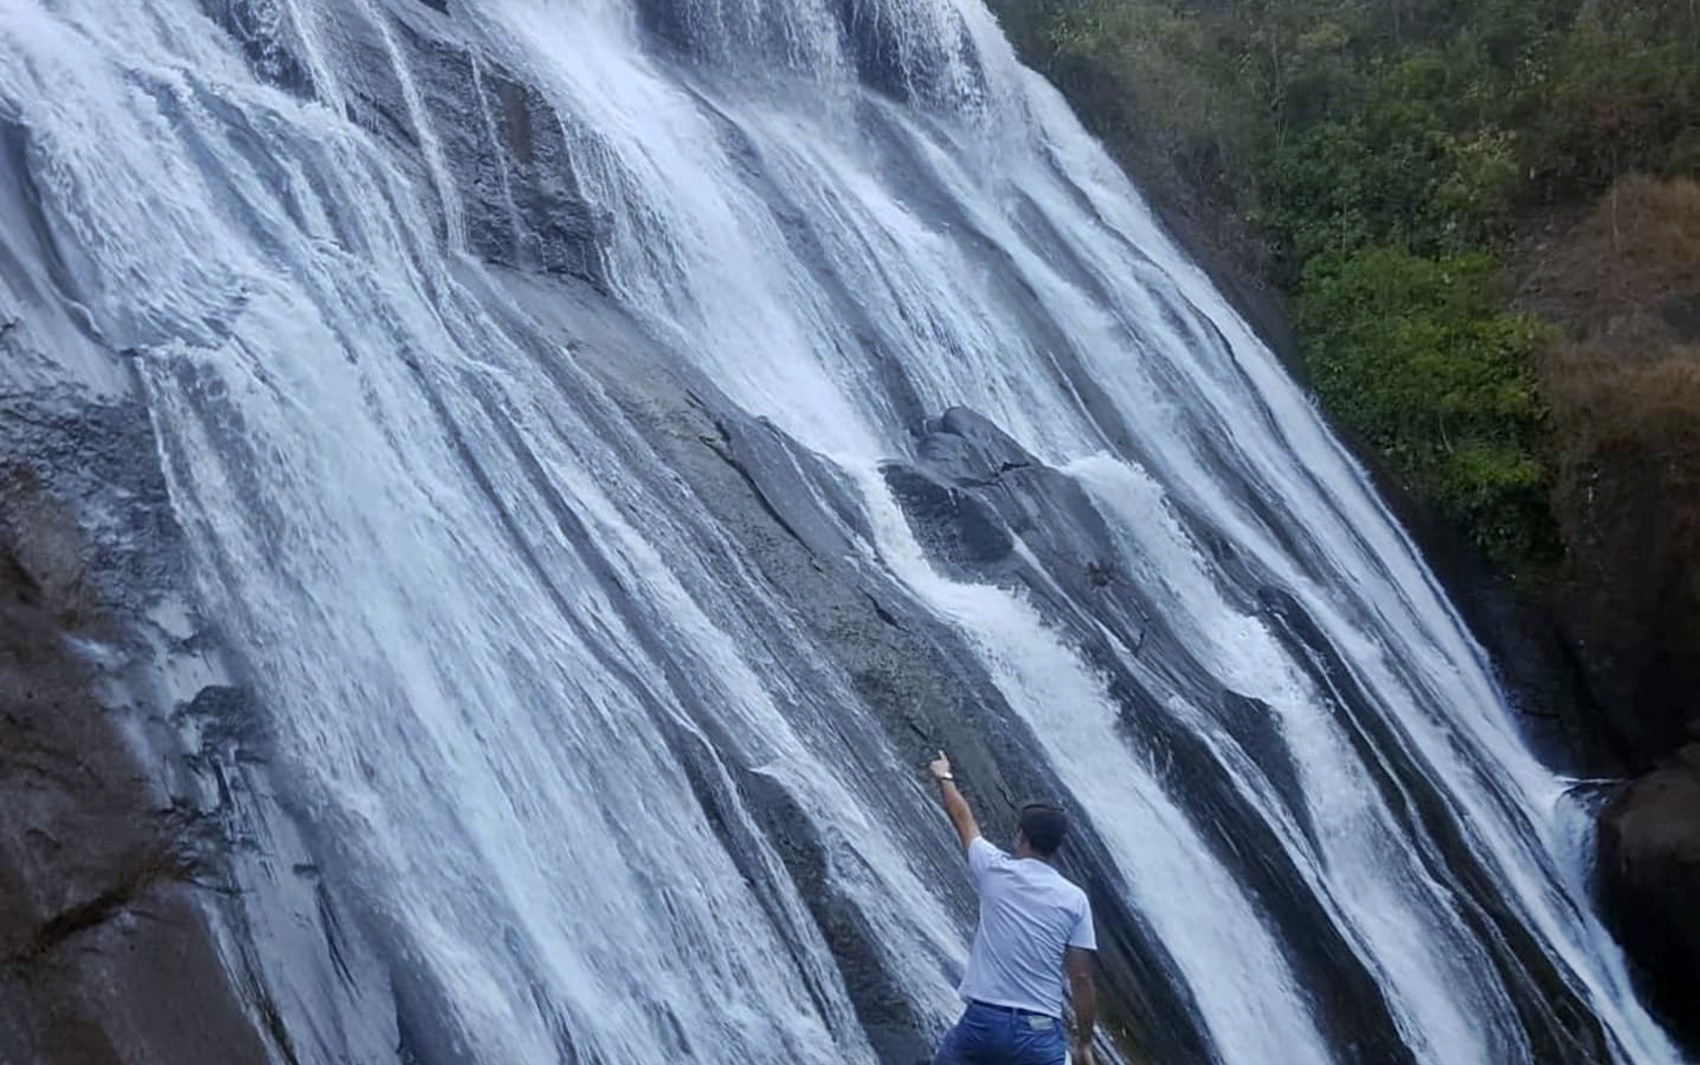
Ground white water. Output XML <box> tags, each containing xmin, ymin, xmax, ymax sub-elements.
<box><xmin>0</xmin><ymin>0</ymin><xmax>1680</xmax><ymax>1062</ymax></box>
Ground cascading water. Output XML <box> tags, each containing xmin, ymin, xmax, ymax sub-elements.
<box><xmin>0</xmin><ymin>0</ymin><xmax>1683</xmax><ymax>1062</ymax></box>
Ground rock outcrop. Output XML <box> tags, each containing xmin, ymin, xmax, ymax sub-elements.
<box><xmin>0</xmin><ymin>382</ymin><xmax>393</xmax><ymax>1065</ymax></box>
<box><xmin>0</xmin><ymin>486</ymin><xmax>272</xmax><ymax>1065</ymax></box>
<box><xmin>1597</xmin><ymin>745</ymin><xmax>1700</xmax><ymax>1052</ymax></box>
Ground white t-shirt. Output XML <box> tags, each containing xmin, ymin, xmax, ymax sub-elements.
<box><xmin>958</xmin><ymin>836</ymin><xmax>1096</xmax><ymax>1018</ymax></box>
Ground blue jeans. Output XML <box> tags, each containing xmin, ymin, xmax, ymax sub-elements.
<box><xmin>932</xmin><ymin>1000</ymin><xmax>1068</xmax><ymax>1065</ymax></box>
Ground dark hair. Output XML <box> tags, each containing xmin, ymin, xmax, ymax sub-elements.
<box><xmin>1017</xmin><ymin>801</ymin><xmax>1069</xmax><ymax>857</ymax></box>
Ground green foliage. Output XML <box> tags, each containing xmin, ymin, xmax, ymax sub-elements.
<box><xmin>988</xmin><ymin>0</ymin><xmax>1699</xmax><ymax>573</ymax></box>
<box><xmin>1263</xmin><ymin>54</ymin><xmax>1526</xmax><ymax>259</ymax></box>
<box><xmin>1297</xmin><ymin>248</ymin><xmax>1558</xmax><ymax>565</ymax></box>
<box><xmin>1510</xmin><ymin>5</ymin><xmax>1700</xmax><ymax>197</ymax></box>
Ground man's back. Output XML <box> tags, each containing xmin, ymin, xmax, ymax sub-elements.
<box><xmin>926</xmin><ymin>753</ymin><xmax>1099</xmax><ymax>1065</ymax></box>
<box><xmin>960</xmin><ymin>838</ymin><xmax>1096</xmax><ymax>1018</ymax></box>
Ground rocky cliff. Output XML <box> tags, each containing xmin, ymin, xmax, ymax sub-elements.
<box><xmin>0</xmin><ymin>400</ymin><xmax>275</xmax><ymax>1064</ymax></box>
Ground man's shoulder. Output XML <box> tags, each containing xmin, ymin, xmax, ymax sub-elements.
<box><xmin>967</xmin><ymin>836</ymin><xmax>1010</xmax><ymax>878</ymax></box>
<box><xmin>1065</xmin><ymin>878</ymin><xmax>1091</xmax><ymax>911</ymax></box>
<box><xmin>1039</xmin><ymin>866</ymin><xmax>1090</xmax><ymax>909</ymax></box>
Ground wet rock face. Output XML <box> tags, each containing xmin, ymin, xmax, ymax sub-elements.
<box><xmin>201</xmin><ymin>0</ymin><xmax>612</xmax><ymax>286</ymax></box>
<box><xmin>1597</xmin><ymin>746</ymin><xmax>1700</xmax><ymax>1053</ymax></box>
<box><xmin>0</xmin><ymin>551</ymin><xmax>271</xmax><ymax>1065</ymax></box>
<box><xmin>200</xmin><ymin>0</ymin><xmax>319</xmax><ymax>98</ymax></box>
<box><xmin>0</xmin><ymin>394</ymin><xmax>369</xmax><ymax>1065</ymax></box>
<box><xmin>883</xmin><ymin>406</ymin><xmax>1149</xmax><ymax>654</ymax></box>
<box><xmin>383</xmin><ymin>23</ymin><xmax>612</xmax><ymax>284</ymax></box>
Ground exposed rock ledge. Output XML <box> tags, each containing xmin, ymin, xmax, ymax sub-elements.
<box><xmin>1597</xmin><ymin>744</ymin><xmax>1700</xmax><ymax>1053</ymax></box>
<box><xmin>0</xmin><ymin>507</ymin><xmax>271</xmax><ymax>1064</ymax></box>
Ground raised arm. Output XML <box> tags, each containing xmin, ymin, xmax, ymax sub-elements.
<box><xmin>1066</xmin><ymin>946</ymin><xmax>1099</xmax><ymax>1065</ymax></box>
<box><xmin>927</xmin><ymin>751</ymin><xmax>981</xmax><ymax>849</ymax></box>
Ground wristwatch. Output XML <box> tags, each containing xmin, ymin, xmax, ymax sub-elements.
<box><xmin>935</xmin><ymin>773</ymin><xmax>955</xmax><ymax>782</ymax></box>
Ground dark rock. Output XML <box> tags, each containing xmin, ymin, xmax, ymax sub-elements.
<box><xmin>634</xmin><ymin>0</ymin><xmax>989</xmax><ymax>108</ymax></box>
<box><xmin>216</xmin><ymin>5</ymin><xmax>609</xmax><ymax>286</ymax></box>
<box><xmin>1663</xmin><ymin>292</ymin><xmax>1700</xmax><ymax>342</ymax></box>
<box><xmin>1551</xmin><ymin>439</ymin><xmax>1700</xmax><ymax>768</ymax></box>
<box><xmin>831</xmin><ymin>0</ymin><xmax>989</xmax><ymax>110</ymax></box>
<box><xmin>199</xmin><ymin>0</ymin><xmax>318</xmax><ymax>98</ymax></box>
<box><xmin>374</xmin><ymin>19</ymin><xmax>608</xmax><ymax>285</ymax></box>
<box><xmin>0</xmin><ymin>392</ymin><xmax>395</xmax><ymax>1065</ymax></box>
<box><xmin>882</xmin><ymin>465</ymin><xmax>1017</xmax><ymax>573</ymax></box>
<box><xmin>0</xmin><ymin>549</ymin><xmax>273</xmax><ymax>1065</ymax></box>
<box><xmin>1597</xmin><ymin>746</ymin><xmax>1700</xmax><ymax>1053</ymax></box>
<box><xmin>739</xmin><ymin>771</ymin><xmax>933</xmax><ymax>1065</ymax></box>
<box><xmin>886</xmin><ymin>405</ymin><xmax>1149</xmax><ymax>656</ymax></box>
<box><xmin>422</xmin><ymin>47</ymin><xmax>610</xmax><ymax>284</ymax></box>
<box><xmin>917</xmin><ymin>407</ymin><xmax>1037</xmax><ymax>486</ymax></box>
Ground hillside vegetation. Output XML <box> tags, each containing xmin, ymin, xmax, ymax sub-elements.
<box><xmin>990</xmin><ymin>0</ymin><xmax>1700</xmax><ymax>764</ymax></box>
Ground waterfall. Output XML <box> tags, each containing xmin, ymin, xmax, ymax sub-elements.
<box><xmin>0</xmin><ymin>0</ymin><xmax>1680</xmax><ymax>1062</ymax></box>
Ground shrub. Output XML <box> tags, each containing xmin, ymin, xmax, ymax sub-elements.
<box><xmin>1297</xmin><ymin>247</ymin><xmax>1558</xmax><ymax>566</ymax></box>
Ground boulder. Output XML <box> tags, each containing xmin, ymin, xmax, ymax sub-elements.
<box><xmin>1597</xmin><ymin>744</ymin><xmax>1700</xmax><ymax>1051</ymax></box>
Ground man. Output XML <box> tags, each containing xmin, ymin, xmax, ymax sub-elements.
<box><xmin>928</xmin><ymin>751</ymin><xmax>1098</xmax><ymax>1065</ymax></box>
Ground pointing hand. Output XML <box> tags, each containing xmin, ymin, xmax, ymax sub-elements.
<box><xmin>928</xmin><ymin>750</ymin><xmax>954</xmax><ymax>781</ymax></box>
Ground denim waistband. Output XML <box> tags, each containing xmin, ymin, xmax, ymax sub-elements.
<box><xmin>967</xmin><ymin>999</ymin><xmax>1059</xmax><ymax>1020</ymax></box>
